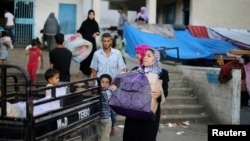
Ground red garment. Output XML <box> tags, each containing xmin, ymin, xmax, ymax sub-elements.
<box><xmin>218</xmin><ymin>61</ymin><xmax>245</xmax><ymax>85</ymax></box>
<box><xmin>27</xmin><ymin>48</ymin><xmax>41</xmax><ymax>81</ymax></box>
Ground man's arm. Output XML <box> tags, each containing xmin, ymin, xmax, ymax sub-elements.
<box><xmin>90</xmin><ymin>69</ymin><xmax>97</xmax><ymax>78</ymax></box>
<box><xmin>89</xmin><ymin>52</ymin><xmax>98</xmax><ymax>77</ymax></box>
<box><xmin>49</xmin><ymin>52</ymin><xmax>53</xmax><ymax>68</ymax></box>
<box><xmin>117</xmin><ymin>52</ymin><xmax>126</xmax><ymax>73</ymax></box>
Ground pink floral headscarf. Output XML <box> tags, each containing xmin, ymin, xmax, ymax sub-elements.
<box><xmin>135</xmin><ymin>44</ymin><xmax>150</xmax><ymax>65</ymax></box>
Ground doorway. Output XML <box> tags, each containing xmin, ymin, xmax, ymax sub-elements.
<box><xmin>59</xmin><ymin>4</ymin><xmax>76</xmax><ymax>35</ymax></box>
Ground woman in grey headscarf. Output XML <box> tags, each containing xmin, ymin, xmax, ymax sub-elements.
<box><xmin>43</xmin><ymin>12</ymin><xmax>60</xmax><ymax>51</ymax></box>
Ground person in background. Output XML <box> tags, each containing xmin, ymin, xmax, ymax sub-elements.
<box><xmin>98</xmin><ymin>73</ymin><xmax>116</xmax><ymax>141</ymax></box>
<box><xmin>123</xmin><ymin>45</ymin><xmax>169</xmax><ymax>141</ymax></box>
<box><xmin>25</xmin><ymin>39</ymin><xmax>44</xmax><ymax>89</ymax></box>
<box><xmin>114</xmin><ymin>30</ymin><xmax>126</xmax><ymax>64</ymax></box>
<box><xmin>239</xmin><ymin>55</ymin><xmax>250</xmax><ymax>109</ymax></box>
<box><xmin>4</xmin><ymin>9</ymin><xmax>15</xmax><ymax>43</ymax></box>
<box><xmin>90</xmin><ymin>32</ymin><xmax>126</xmax><ymax>136</ymax></box>
<box><xmin>77</xmin><ymin>9</ymin><xmax>100</xmax><ymax>77</ymax></box>
<box><xmin>49</xmin><ymin>33</ymin><xmax>72</xmax><ymax>83</ymax></box>
<box><xmin>117</xmin><ymin>7</ymin><xmax>127</xmax><ymax>34</ymax></box>
<box><xmin>135</xmin><ymin>6</ymin><xmax>148</xmax><ymax>23</ymax></box>
<box><xmin>43</xmin><ymin>12</ymin><xmax>60</xmax><ymax>51</ymax></box>
<box><xmin>0</xmin><ymin>31</ymin><xmax>13</xmax><ymax>64</ymax></box>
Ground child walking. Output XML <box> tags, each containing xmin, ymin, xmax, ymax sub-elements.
<box><xmin>25</xmin><ymin>39</ymin><xmax>44</xmax><ymax>89</ymax></box>
<box><xmin>98</xmin><ymin>74</ymin><xmax>116</xmax><ymax>141</ymax></box>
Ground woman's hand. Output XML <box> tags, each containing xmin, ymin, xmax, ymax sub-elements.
<box><xmin>151</xmin><ymin>88</ymin><xmax>161</xmax><ymax>99</ymax></box>
<box><xmin>93</xmin><ymin>32</ymin><xmax>99</xmax><ymax>38</ymax></box>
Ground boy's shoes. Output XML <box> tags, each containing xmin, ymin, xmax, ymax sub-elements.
<box><xmin>110</xmin><ymin>127</ymin><xmax>115</xmax><ymax>136</ymax></box>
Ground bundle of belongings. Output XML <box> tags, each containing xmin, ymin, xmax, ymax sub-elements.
<box><xmin>108</xmin><ymin>72</ymin><xmax>165</xmax><ymax>121</ymax></box>
<box><xmin>64</xmin><ymin>34</ymin><xmax>93</xmax><ymax>64</ymax></box>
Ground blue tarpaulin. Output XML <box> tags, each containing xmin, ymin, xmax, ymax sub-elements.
<box><xmin>124</xmin><ymin>23</ymin><xmax>239</xmax><ymax>60</ymax></box>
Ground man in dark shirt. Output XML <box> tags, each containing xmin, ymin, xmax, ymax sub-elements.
<box><xmin>49</xmin><ymin>33</ymin><xmax>72</xmax><ymax>82</ymax></box>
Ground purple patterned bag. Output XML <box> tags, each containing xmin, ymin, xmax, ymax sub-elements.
<box><xmin>108</xmin><ymin>72</ymin><xmax>155</xmax><ymax>121</ymax></box>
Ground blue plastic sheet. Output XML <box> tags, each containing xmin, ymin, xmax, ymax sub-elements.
<box><xmin>124</xmin><ymin>23</ymin><xmax>239</xmax><ymax>60</ymax></box>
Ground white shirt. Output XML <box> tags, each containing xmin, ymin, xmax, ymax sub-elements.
<box><xmin>90</xmin><ymin>48</ymin><xmax>126</xmax><ymax>79</ymax></box>
<box><xmin>4</xmin><ymin>12</ymin><xmax>15</xmax><ymax>26</ymax></box>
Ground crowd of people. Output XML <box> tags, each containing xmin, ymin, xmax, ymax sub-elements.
<box><xmin>2</xmin><ymin>5</ymin><xmax>249</xmax><ymax>141</ymax></box>
<box><xmin>0</xmin><ymin>6</ymin><xmax>169</xmax><ymax>141</ymax></box>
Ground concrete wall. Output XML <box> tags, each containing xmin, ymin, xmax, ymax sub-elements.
<box><xmin>190</xmin><ymin>0</ymin><xmax>250</xmax><ymax>29</ymax></box>
<box><xmin>181</xmin><ymin>66</ymin><xmax>241</xmax><ymax>124</ymax></box>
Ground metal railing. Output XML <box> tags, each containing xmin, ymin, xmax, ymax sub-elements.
<box><xmin>154</xmin><ymin>46</ymin><xmax>180</xmax><ymax>62</ymax></box>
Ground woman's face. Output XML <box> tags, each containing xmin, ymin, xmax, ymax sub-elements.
<box><xmin>88</xmin><ymin>12</ymin><xmax>95</xmax><ymax>20</ymax></box>
<box><xmin>143</xmin><ymin>50</ymin><xmax>154</xmax><ymax>67</ymax></box>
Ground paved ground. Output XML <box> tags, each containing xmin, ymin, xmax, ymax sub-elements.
<box><xmin>110</xmin><ymin>123</ymin><xmax>208</xmax><ymax>141</ymax></box>
<box><xmin>6</xmin><ymin>47</ymin><xmax>250</xmax><ymax>141</ymax></box>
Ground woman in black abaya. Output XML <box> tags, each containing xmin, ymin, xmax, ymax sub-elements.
<box><xmin>77</xmin><ymin>9</ymin><xmax>100</xmax><ymax>76</ymax></box>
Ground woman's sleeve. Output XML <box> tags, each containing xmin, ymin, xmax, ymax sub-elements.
<box><xmin>161</xmin><ymin>69</ymin><xmax>169</xmax><ymax>98</ymax></box>
<box><xmin>95</xmin><ymin>21</ymin><xmax>100</xmax><ymax>33</ymax></box>
<box><xmin>157</xmin><ymin>69</ymin><xmax>169</xmax><ymax>102</ymax></box>
<box><xmin>77</xmin><ymin>21</ymin><xmax>85</xmax><ymax>33</ymax></box>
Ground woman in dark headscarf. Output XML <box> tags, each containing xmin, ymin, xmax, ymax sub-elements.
<box><xmin>43</xmin><ymin>12</ymin><xmax>60</xmax><ymax>51</ymax></box>
<box><xmin>77</xmin><ymin>9</ymin><xmax>100</xmax><ymax>76</ymax></box>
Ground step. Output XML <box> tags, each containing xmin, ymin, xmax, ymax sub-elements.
<box><xmin>161</xmin><ymin>104</ymin><xmax>205</xmax><ymax>115</ymax></box>
<box><xmin>168</xmin><ymin>73</ymin><xmax>182</xmax><ymax>80</ymax></box>
<box><xmin>169</xmin><ymin>80</ymin><xmax>188</xmax><ymax>88</ymax></box>
<box><xmin>166</xmin><ymin>96</ymin><xmax>198</xmax><ymax>105</ymax></box>
<box><xmin>160</xmin><ymin>114</ymin><xmax>210</xmax><ymax>124</ymax></box>
<box><xmin>168</xmin><ymin>88</ymin><xmax>193</xmax><ymax>96</ymax></box>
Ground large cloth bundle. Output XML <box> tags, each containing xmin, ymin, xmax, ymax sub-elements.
<box><xmin>109</xmin><ymin>72</ymin><xmax>159</xmax><ymax>121</ymax></box>
<box><xmin>64</xmin><ymin>34</ymin><xmax>93</xmax><ymax>63</ymax></box>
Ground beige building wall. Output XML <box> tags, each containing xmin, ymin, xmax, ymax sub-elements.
<box><xmin>175</xmin><ymin>0</ymin><xmax>183</xmax><ymax>24</ymax></box>
<box><xmin>34</xmin><ymin>0</ymin><xmax>83</xmax><ymax>38</ymax></box>
<box><xmin>190</xmin><ymin>0</ymin><xmax>250</xmax><ymax>29</ymax></box>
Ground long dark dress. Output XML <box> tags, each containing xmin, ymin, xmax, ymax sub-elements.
<box><xmin>77</xmin><ymin>13</ymin><xmax>99</xmax><ymax>76</ymax></box>
<box><xmin>122</xmin><ymin>68</ymin><xmax>169</xmax><ymax>141</ymax></box>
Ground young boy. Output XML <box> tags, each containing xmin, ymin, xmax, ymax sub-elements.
<box><xmin>44</xmin><ymin>68</ymin><xmax>67</xmax><ymax>98</ymax></box>
<box><xmin>25</xmin><ymin>39</ymin><xmax>44</xmax><ymax>89</ymax></box>
<box><xmin>98</xmin><ymin>74</ymin><xmax>116</xmax><ymax>141</ymax></box>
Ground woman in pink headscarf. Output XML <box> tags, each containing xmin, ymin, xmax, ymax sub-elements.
<box><xmin>122</xmin><ymin>44</ymin><xmax>169</xmax><ymax>141</ymax></box>
<box><xmin>135</xmin><ymin>6</ymin><xmax>148</xmax><ymax>23</ymax></box>
<box><xmin>135</xmin><ymin>44</ymin><xmax>150</xmax><ymax>65</ymax></box>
